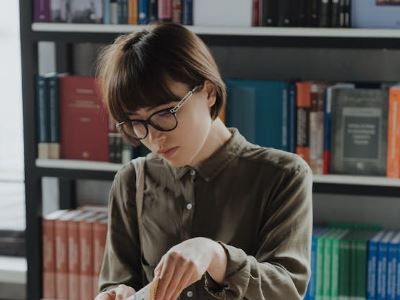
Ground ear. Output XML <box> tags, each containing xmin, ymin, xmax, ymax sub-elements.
<box><xmin>204</xmin><ymin>80</ymin><xmax>217</xmax><ymax>108</ymax></box>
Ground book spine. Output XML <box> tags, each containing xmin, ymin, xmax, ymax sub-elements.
<box><xmin>282</xmin><ymin>88</ymin><xmax>289</xmax><ymax>152</ymax></box>
<box><xmin>171</xmin><ymin>0</ymin><xmax>181</xmax><ymax>23</ymax></box>
<box><xmin>297</xmin><ymin>0</ymin><xmax>307</xmax><ymax>26</ymax></box>
<box><xmin>48</xmin><ymin>75</ymin><xmax>60</xmax><ymax>159</ymax></box>
<box><xmin>344</xmin><ymin>0</ymin><xmax>351</xmax><ymax>27</ymax></box>
<box><xmin>339</xmin><ymin>239</ymin><xmax>350</xmax><ymax>299</ymax></box>
<box><xmin>331</xmin><ymin>0</ymin><xmax>340</xmax><ymax>27</ymax></box>
<box><xmin>367</xmin><ymin>240</ymin><xmax>378</xmax><ymax>300</ymax></box>
<box><xmin>111</xmin><ymin>0</ymin><xmax>119</xmax><ymax>24</ymax></box>
<box><xmin>357</xmin><ymin>240</ymin><xmax>368</xmax><ymax>299</ymax></box>
<box><xmin>36</xmin><ymin>75</ymin><xmax>50</xmax><ymax>159</ymax></box>
<box><xmin>323</xmin><ymin>236</ymin><xmax>332</xmax><ymax>300</ymax></box>
<box><xmin>350</xmin><ymin>239</ymin><xmax>357</xmax><ymax>299</ymax></box>
<box><xmin>261</xmin><ymin>0</ymin><xmax>277</xmax><ymax>26</ymax></box>
<box><xmin>396</xmin><ymin>240</ymin><xmax>400</xmax><ymax>300</ymax></box>
<box><xmin>118</xmin><ymin>0</ymin><xmax>129</xmax><ymax>24</ymax></box>
<box><xmin>308</xmin><ymin>0</ymin><xmax>319</xmax><ymax>27</ymax></box>
<box><xmin>277</xmin><ymin>0</ymin><xmax>292</xmax><ymax>27</ymax></box>
<box><xmin>103</xmin><ymin>0</ymin><xmax>111</xmax><ymax>24</ymax></box>
<box><xmin>288</xmin><ymin>83</ymin><xmax>297</xmax><ymax>153</ymax></box>
<box><xmin>67</xmin><ymin>218</ymin><xmax>80</xmax><ymax>300</ymax></box>
<box><xmin>387</xmin><ymin>241</ymin><xmax>397</xmax><ymax>300</ymax></box>
<box><xmin>331</xmin><ymin>237</ymin><xmax>340</xmax><ymax>299</ymax></box>
<box><xmin>252</xmin><ymin>0</ymin><xmax>260</xmax><ymax>26</ymax></box>
<box><xmin>42</xmin><ymin>218</ymin><xmax>56</xmax><ymax>299</ymax></box>
<box><xmin>181</xmin><ymin>0</ymin><xmax>192</xmax><ymax>25</ymax></box>
<box><xmin>158</xmin><ymin>0</ymin><xmax>172</xmax><ymax>21</ymax></box>
<box><xmin>309</xmin><ymin>84</ymin><xmax>324</xmax><ymax>175</ymax></box>
<box><xmin>316</xmin><ymin>236</ymin><xmax>325</xmax><ymax>300</ymax></box>
<box><xmin>79</xmin><ymin>220</ymin><xmax>94</xmax><ymax>300</ymax></box>
<box><xmin>387</xmin><ymin>88</ymin><xmax>400</xmax><ymax>178</ymax></box>
<box><xmin>93</xmin><ymin>220</ymin><xmax>107</xmax><ymax>296</ymax></box>
<box><xmin>319</xmin><ymin>0</ymin><xmax>331</xmax><ymax>27</ymax></box>
<box><xmin>323</xmin><ymin>88</ymin><xmax>332</xmax><ymax>175</ymax></box>
<box><xmin>128</xmin><ymin>0</ymin><xmax>138</xmax><ymax>24</ymax></box>
<box><xmin>139</xmin><ymin>0</ymin><xmax>149</xmax><ymax>24</ymax></box>
<box><xmin>34</xmin><ymin>0</ymin><xmax>50</xmax><ymax>22</ymax></box>
<box><xmin>55</xmin><ymin>219</ymin><xmax>69</xmax><ymax>299</ymax></box>
<box><xmin>149</xmin><ymin>0</ymin><xmax>158</xmax><ymax>22</ymax></box>
<box><xmin>339</xmin><ymin>0</ymin><xmax>346</xmax><ymax>27</ymax></box>
<box><xmin>377</xmin><ymin>241</ymin><xmax>389</xmax><ymax>300</ymax></box>
<box><xmin>296</xmin><ymin>82</ymin><xmax>311</xmax><ymax>163</ymax></box>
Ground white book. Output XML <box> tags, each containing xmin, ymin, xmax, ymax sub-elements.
<box><xmin>193</xmin><ymin>0</ymin><xmax>252</xmax><ymax>27</ymax></box>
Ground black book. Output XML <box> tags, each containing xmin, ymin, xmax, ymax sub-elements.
<box><xmin>331</xmin><ymin>0</ymin><xmax>340</xmax><ymax>27</ymax></box>
<box><xmin>149</xmin><ymin>0</ymin><xmax>158</xmax><ymax>23</ymax></box>
<box><xmin>261</xmin><ymin>0</ymin><xmax>278</xmax><ymax>26</ymax></box>
<box><xmin>277</xmin><ymin>0</ymin><xmax>292</xmax><ymax>26</ymax></box>
<box><xmin>296</xmin><ymin>0</ymin><xmax>307</xmax><ymax>27</ymax></box>
<box><xmin>307</xmin><ymin>0</ymin><xmax>319</xmax><ymax>27</ymax></box>
<box><xmin>319</xmin><ymin>0</ymin><xmax>331</xmax><ymax>27</ymax></box>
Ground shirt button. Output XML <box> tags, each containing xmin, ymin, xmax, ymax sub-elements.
<box><xmin>190</xmin><ymin>169</ymin><xmax>196</xmax><ymax>176</ymax></box>
<box><xmin>186</xmin><ymin>203</ymin><xmax>193</xmax><ymax>210</ymax></box>
<box><xmin>186</xmin><ymin>291</ymin><xmax>193</xmax><ymax>297</ymax></box>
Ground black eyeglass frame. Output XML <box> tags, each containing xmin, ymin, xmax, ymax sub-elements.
<box><xmin>116</xmin><ymin>84</ymin><xmax>203</xmax><ymax>140</ymax></box>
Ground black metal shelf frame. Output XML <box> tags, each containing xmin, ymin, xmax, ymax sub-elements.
<box><xmin>20</xmin><ymin>0</ymin><xmax>400</xmax><ymax>298</ymax></box>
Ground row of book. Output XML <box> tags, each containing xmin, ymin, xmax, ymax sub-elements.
<box><xmin>304</xmin><ymin>225</ymin><xmax>400</xmax><ymax>300</ymax></box>
<box><xmin>42</xmin><ymin>207</ymin><xmax>108</xmax><ymax>300</ymax></box>
<box><xmin>226</xmin><ymin>80</ymin><xmax>400</xmax><ymax>178</ymax></box>
<box><xmin>36</xmin><ymin>73</ymin><xmax>150</xmax><ymax>163</ymax></box>
<box><xmin>35</xmin><ymin>74</ymin><xmax>400</xmax><ymax>178</ymax></box>
<box><xmin>33</xmin><ymin>0</ymin><xmax>400</xmax><ymax>29</ymax></box>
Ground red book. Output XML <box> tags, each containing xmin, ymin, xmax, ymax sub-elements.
<box><xmin>172</xmin><ymin>0</ymin><xmax>182</xmax><ymax>23</ymax></box>
<box><xmin>93</xmin><ymin>216</ymin><xmax>108</xmax><ymax>296</ymax></box>
<box><xmin>79</xmin><ymin>213</ymin><xmax>106</xmax><ymax>300</ymax></box>
<box><xmin>60</xmin><ymin>76</ymin><xmax>109</xmax><ymax>161</ymax></box>
<box><xmin>252</xmin><ymin>0</ymin><xmax>260</xmax><ymax>26</ymax></box>
<box><xmin>158</xmin><ymin>0</ymin><xmax>172</xmax><ymax>21</ymax></box>
<box><xmin>42</xmin><ymin>210</ymin><xmax>69</xmax><ymax>299</ymax></box>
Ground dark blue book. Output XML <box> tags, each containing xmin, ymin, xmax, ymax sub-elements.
<box><xmin>287</xmin><ymin>82</ymin><xmax>296</xmax><ymax>153</ymax></box>
<box><xmin>182</xmin><ymin>0</ymin><xmax>193</xmax><ymax>25</ymax></box>
<box><xmin>367</xmin><ymin>231</ymin><xmax>385</xmax><ymax>300</ymax></box>
<box><xmin>387</xmin><ymin>232</ymin><xmax>400</xmax><ymax>300</ymax></box>
<box><xmin>139</xmin><ymin>0</ymin><xmax>150</xmax><ymax>24</ymax></box>
<box><xmin>47</xmin><ymin>74</ymin><xmax>61</xmax><ymax>159</ymax></box>
<box><xmin>36</xmin><ymin>75</ymin><xmax>50</xmax><ymax>159</ymax></box>
<box><xmin>377</xmin><ymin>232</ymin><xmax>395</xmax><ymax>300</ymax></box>
<box><xmin>226</xmin><ymin>79</ymin><xmax>290</xmax><ymax>151</ymax></box>
<box><xmin>149</xmin><ymin>0</ymin><xmax>158</xmax><ymax>22</ymax></box>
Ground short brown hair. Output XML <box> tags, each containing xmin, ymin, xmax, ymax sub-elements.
<box><xmin>97</xmin><ymin>23</ymin><xmax>226</xmax><ymax>127</ymax></box>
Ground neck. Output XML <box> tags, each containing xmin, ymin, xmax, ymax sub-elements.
<box><xmin>190</xmin><ymin>118</ymin><xmax>232</xmax><ymax>168</ymax></box>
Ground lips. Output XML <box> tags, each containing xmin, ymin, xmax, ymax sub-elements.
<box><xmin>158</xmin><ymin>146</ymin><xmax>179</xmax><ymax>158</ymax></box>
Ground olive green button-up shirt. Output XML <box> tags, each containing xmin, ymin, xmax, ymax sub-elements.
<box><xmin>99</xmin><ymin>128</ymin><xmax>313</xmax><ymax>299</ymax></box>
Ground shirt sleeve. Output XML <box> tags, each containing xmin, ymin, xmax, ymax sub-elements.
<box><xmin>98</xmin><ymin>164</ymin><xmax>144</xmax><ymax>293</ymax></box>
<box><xmin>205</xmin><ymin>163</ymin><xmax>313</xmax><ymax>300</ymax></box>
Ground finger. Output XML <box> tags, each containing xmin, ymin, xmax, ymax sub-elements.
<box><xmin>164</xmin><ymin>260</ymin><xmax>188</xmax><ymax>300</ymax></box>
<box><xmin>95</xmin><ymin>290</ymin><xmax>115</xmax><ymax>300</ymax></box>
<box><xmin>156</xmin><ymin>254</ymin><xmax>176</xmax><ymax>300</ymax></box>
<box><xmin>115</xmin><ymin>285</ymin><xmax>135</xmax><ymax>300</ymax></box>
<box><xmin>174</xmin><ymin>268</ymin><xmax>198</xmax><ymax>299</ymax></box>
<box><xmin>154</xmin><ymin>256</ymin><xmax>164</xmax><ymax>277</ymax></box>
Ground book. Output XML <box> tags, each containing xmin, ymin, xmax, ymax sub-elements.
<box><xmin>387</xmin><ymin>86</ymin><xmax>400</xmax><ymax>178</ymax></box>
<box><xmin>307</xmin><ymin>0</ymin><xmax>319</xmax><ymax>27</ymax></box>
<box><xmin>42</xmin><ymin>210</ymin><xmax>69</xmax><ymax>299</ymax></box>
<box><xmin>93</xmin><ymin>217</ymin><xmax>108</xmax><ymax>296</ymax></box>
<box><xmin>50</xmin><ymin>0</ymin><xmax>68</xmax><ymax>22</ymax></box>
<box><xmin>118</xmin><ymin>0</ymin><xmax>129</xmax><ymax>24</ymax></box>
<box><xmin>226</xmin><ymin>79</ymin><xmax>290</xmax><ymax>151</ymax></box>
<box><xmin>158</xmin><ymin>0</ymin><xmax>172</xmax><ymax>22</ymax></box>
<box><xmin>309</xmin><ymin>83</ymin><xmax>326</xmax><ymax>175</ymax></box>
<box><xmin>103</xmin><ymin>0</ymin><xmax>111</xmax><ymax>24</ymax></box>
<box><xmin>194</xmin><ymin>0</ymin><xmax>252</xmax><ymax>27</ymax></box>
<box><xmin>59</xmin><ymin>76</ymin><xmax>109</xmax><ymax>161</ymax></box>
<box><xmin>68</xmin><ymin>0</ymin><xmax>103</xmax><ymax>23</ymax></box>
<box><xmin>377</xmin><ymin>231</ymin><xmax>396</xmax><ymax>300</ymax></box>
<box><xmin>367</xmin><ymin>231</ymin><xmax>386</xmax><ymax>300</ymax></box>
<box><xmin>387</xmin><ymin>232</ymin><xmax>400</xmax><ymax>300</ymax></box>
<box><xmin>111</xmin><ymin>0</ymin><xmax>119</xmax><ymax>24</ymax></box>
<box><xmin>252</xmin><ymin>0</ymin><xmax>260</xmax><ymax>26</ymax></box>
<box><xmin>34</xmin><ymin>0</ymin><xmax>50</xmax><ymax>22</ymax></box>
<box><xmin>127</xmin><ymin>279</ymin><xmax>159</xmax><ymax>300</ymax></box>
<box><xmin>48</xmin><ymin>74</ymin><xmax>64</xmax><ymax>159</ymax></box>
<box><xmin>171</xmin><ymin>0</ymin><xmax>181</xmax><ymax>23</ymax></box>
<box><xmin>319</xmin><ymin>0</ymin><xmax>331</xmax><ymax>27</ymax></box>
<box><xmin>149</xmin><ymin>0</ymin><xmax>158</xmax><ymax>22</ymax></box>
<box><xmin>331</xmin><ymin>0</ymin><xmax>340</xmax><ymax>27</ymax></box>
<box><xmin>139</xmin><ymin>0</ymin><xmax>149</xmax><ymax>24</ymax></box>
<box><xmin>287</xmin><ymin>83</ymin><xmax>297</xmax><ymax>153</ymax></box>
<box><xmin>296</xmin><ymin>82</ymin><xmax>311</xmax><ymax>163</ymax></box>
<box><xmin>128</xmin><ymin>0</ymin><xmax>139</xmax><ymax>24</ymax></box>
<box><xmin>36</xmin><ymin>74</ymin><xmax>51</xmax><ymax>159</ymax></box>
<box><xmin>277</xmin><ymin>0</ymin><xmax>292</xmax><ymax>27</ymax></box>
<box><xmin>261</xmin><ymin>0</ymin><xmax>278</xmax><ymax>26</ymax></box>
<box><xmin>352</xmin><ymin>0</ymin><xmax>400</xmax><ymax>28</ymax></box>
<box><xmin>330</xmin><ymin>88</ymin><xmax>389</xmax><ymax>176</ymax></box>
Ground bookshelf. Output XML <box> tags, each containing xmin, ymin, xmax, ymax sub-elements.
<box><xmin>20</xmin><ymin>1</ymin><xmax>400</xmax><ymax>299</ymax></box>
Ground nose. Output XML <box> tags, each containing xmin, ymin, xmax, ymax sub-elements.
<box><xmin>147</xmin><ymin>125</ymin><xmax>166</xmax><ymax>144</ymax></box>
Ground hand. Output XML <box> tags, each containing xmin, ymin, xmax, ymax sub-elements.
<box><xmin>154</xmin><ymin>237</ymin><xmax>227</xmax><ymax>300</ymax></box>
<box><xmin>95</xmin><ymin>284</ymin><xmax>136</xmax><ymax>300</ymax></box>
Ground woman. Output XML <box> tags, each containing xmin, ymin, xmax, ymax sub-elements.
<box><xmin>95</xmin><ymin>23</ymin><xmax>313</xmax><ymax>300</ymax></box>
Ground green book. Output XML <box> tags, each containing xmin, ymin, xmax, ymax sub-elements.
<box><xmin>338</xmin><ymin>231</ymin><xmax>351</xmax><ymax>300</ymax></box>
<box><xmin>331</xmin><ymin>229</ymin><xmax>349</xmax><ymax>300</ymax></box>
<box><xmin>322</xmin><ymin>229</ymin><xmax>339</xmax><ymax>300</ymax></box>
<box><xmin>316</xmin><ymin>228</ymin><xmax>330</xmax><ymax>300</ymax></box>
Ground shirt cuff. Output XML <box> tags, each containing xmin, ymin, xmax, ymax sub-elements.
<box><xmin>204</xmin><ymin>242</ymin><xmax>250</xmax><ymax>299</ymax></box>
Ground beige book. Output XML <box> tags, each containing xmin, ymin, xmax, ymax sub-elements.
<box><xmin>127</xmin><ymin>279</ymin><xmax>159</xmax><ymax>300</ymax></box>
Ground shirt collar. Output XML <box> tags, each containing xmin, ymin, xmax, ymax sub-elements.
<box><xmin>165</xmin><ymin>128</ymin><xmax>247</xmax><ymax>182</ymax></box>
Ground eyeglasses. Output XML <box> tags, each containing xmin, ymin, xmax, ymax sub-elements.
<box><xmin>116</xmin><ymin>84</ymin><xmax>203</xmax><ymax>141</ymax></box>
